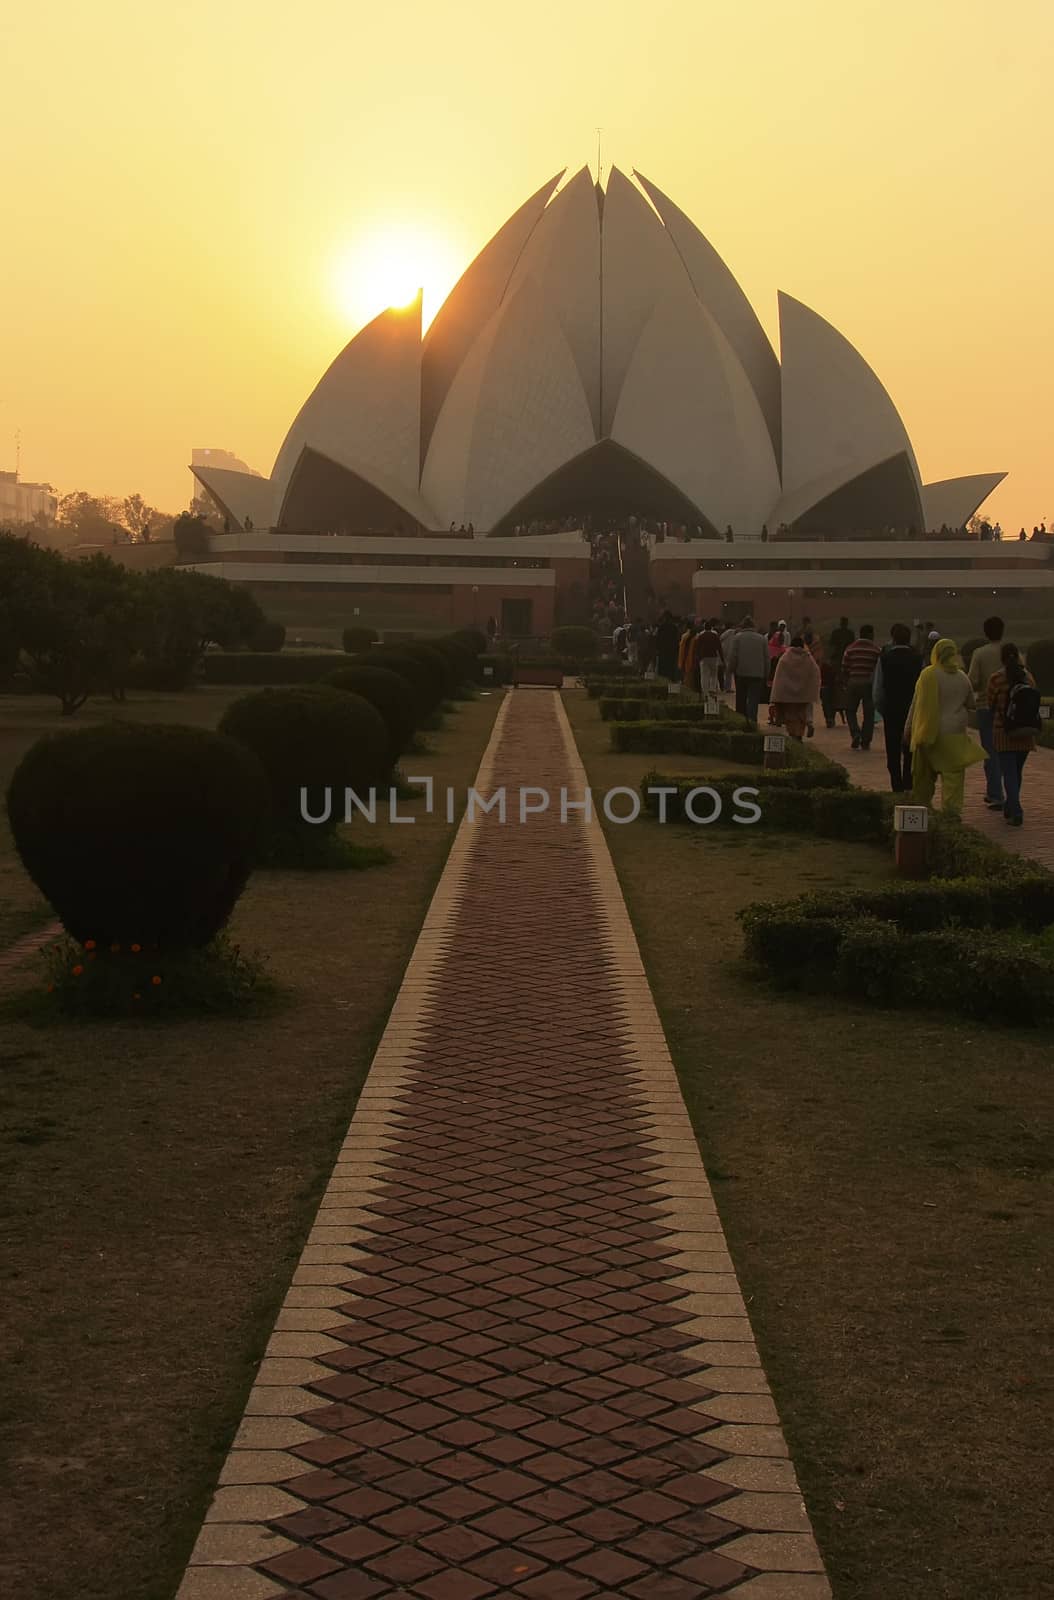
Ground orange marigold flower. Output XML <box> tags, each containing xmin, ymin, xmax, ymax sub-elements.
<box><xmin>132</xmin><ymin>992</ymin><xmax>141</xmax><ymax>1001</ymax></box>
<box><xmin>151</xmin><ymin>975</ymin><xmax>162</xmax><ymax>986</ymax></box>
<box><xmin>131</xmin><ymin>943</ymin><xmax>141</xmax><ymax>953</ymax></box>
<box><xmin>72</xmin><ymin>964</ymin><xmax>84</xmax><ymax>977</ymax></box>
<box><xmin>47</xmin><ymin>983</ymin><xmax>55</xmax><ymax>993</ymax></box>
<box><xmin>84</xmin><ymin>939</ymin><xmax>96</xmax><ymax>950</ymax></box>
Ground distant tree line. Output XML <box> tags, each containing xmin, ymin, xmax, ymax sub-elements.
<box><xmin>0</xmin><ymin>530</ymin><xmax>271</xmax><ymax>715</ymax></box>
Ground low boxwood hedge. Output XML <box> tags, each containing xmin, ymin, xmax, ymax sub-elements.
<box><xmin>738</xmin><ymin>837</ymin><xmax>1054</xmax><ymax>1025</ymax></box>
<box><xmin>640</xmin><ymin>762</ymin><xmax>850</xmax><ymax>817</ymax></box>
<box><xmin>640</xmin><ymin>776</ymin><xmax>884</xmax><ymax>834</ymax></box>
<box><xmin>741</xmin><ymin>912</ymin><xmax>1054</xmax><ymax>1025</ymax></box>
<box><xmin>586</xmin><ymin>679</ymin><xmax>675</xmax><ymax>699</ymax></box>
<box><xmin>611</xmin><ymin>723</ymin><xmax>764</xmax><ymax>760</ymax></box>
<box><xmin>600</xmin><ymin>698</ymin><xmax>747</xmax><ymax>723</ymax></box>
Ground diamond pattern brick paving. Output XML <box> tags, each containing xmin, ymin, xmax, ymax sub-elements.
<box><xmin>179</xmin><ymin>689</ymin><xmax>829</xmax><ymax>1600</ymax></box>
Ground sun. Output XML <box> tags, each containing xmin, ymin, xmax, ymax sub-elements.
<box><xmin>333</xmin><ymin>223</ymin><xmax>461</xmax><ymax>332</ymax></box>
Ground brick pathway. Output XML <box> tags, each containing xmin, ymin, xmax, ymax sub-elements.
<box><xmin>806</xmin><ymin>716</ymin><xmax>1054</xmax><ymax>870</ymax></box>
<box><xmin>179</xmin><ymin>689</ymin><xmax>829</xmax><ymax>1600</ymax></box>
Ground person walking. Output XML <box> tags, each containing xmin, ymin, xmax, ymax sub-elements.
<box><xmin>904</xmin><ymin>638</ymin><xmax>984</xmax><ymax>815</ymax></box>
<box><xmin>872</xmin><ymin>622</ymin><xmax>922</xmax><ymax>791</ymax></box>
<box><xmin>692</xmin><ymin>618</ymin><xmax>723</xmax><ymax>695</ymax></box>
<box><xmin>724</xmin><ymin>618</ymin><xmax>768</xmax><ymax>724</ymax></box>
<box><xmin>968</xmin><ymin>616</ymin><xmax>1007</xmax><ymax>809</ymax></box>
<box><xmin>719</xmin><ymin>618</ymin><xmax>738</xmax><ymax>693</ymax></box>
<box><xmin>828</xmin><ymin>616</ymin><xmax>855</xmax><ymax>672</ymax></box>
<box><xmin>987</xmin><ymin>642</ymin><xmax>1042</xmax><ymax>826</ymax></box>
<box><xmin>770</xmin><ymin>636</ymin><xmax>821</xmax><ymax>740</ymax></box>
<box><xmin>677</xmin><ymin>618</ymin><xmax>696</xmax><ymax>688</ymax></box>
<box><xmin>654</xmin><ymin>610</ymin><xmax>680</xmax><ymax>681</ymax></box>
<box><xmin>841</xmin><ymin>624</ymin><xmax>882</xmax><ymax>750</ymax></box>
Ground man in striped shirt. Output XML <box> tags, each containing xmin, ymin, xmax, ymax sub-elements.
<box><xmin>841</xmin><ymin>624</ymin><xmax>882</xmax><ymax>750</ymax></box>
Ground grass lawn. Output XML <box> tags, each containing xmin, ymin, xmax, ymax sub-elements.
<box><xmin>566</xmin><ymin>688</ymin><xmax>1053</xmax><ymax>1600</ymax></box>
<box><xmin>0</xmin><ymin>686</ymin><xmax>502</xmax><ymax>1600</ymax></box>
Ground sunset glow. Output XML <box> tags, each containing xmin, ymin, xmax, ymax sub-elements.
<box><xmin>332</xmin><ymin>225</ymin><xmax>461</xmax><ymax>332</ymax></box>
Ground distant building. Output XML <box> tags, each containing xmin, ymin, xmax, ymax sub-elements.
<box><xmin>0</xmin><ymin>471</ymin><xmax>58</xmax><ymax>526</ymax></box>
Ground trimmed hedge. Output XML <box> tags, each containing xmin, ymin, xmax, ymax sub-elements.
<box><xmin>612</xmin><ymin>723</ymin><xmax>764</xmax><ymax>760</ymax></box>
<box><xmin>356</xmin><ymin>649</ymin><xmax>442</xmax><ymax>716</ymax></box>
<box><xmin>1026</xmin><ymin>637</ymin><xmax>1054</xmax><ymax>694</ymax></box>
<box><xmin>251</xmin><ymin>621</ymin><xmax>286</xmax><ymax>652</ymax></box>
<box><xmin>600</xmin><ymin>698</ymin><xmax>752</xmax><ymax>725</ymax></box>
<box><xmin>740</xmin><ymin>911</ymin><xmax>1054</xmax><ymax>1025</ymax></box>
<box><xmin>325</xmin><ymin>665</ymin><xmax>418</xmax><ymax>761</ymax></box>
<box><xmin>342</xmin><ymin>625</ymin><xmax>379</xmax><ymax>653</ymax></box>
<box><xmin>201</xmin><ymin>652</ymin><xmax>339</xmax><ymax>685</ymax></box>
<box><xmin>550</xmin><ymin>625</ymin><xmax>599</xmax><ymax>658</ymax></box>
<box><xmin>588</xmin><ymin>681</ymin><xmax>681</xmax><ymax>701</ymax></box>
<box><xmin>6</xmin><ymin>723</ymin><xmax>267</xmax><ymax>948</ymax></box>
<box><xmin>218</xmin><ymin>686</ymin><xmax>390</xmax><ymax>859</ymax></box>
<box><xmin>640</xmin><ymin>762</ymin><xmax>850</xmax><ymax>817</ymax></box>
<box><xmin>402</xmin><ymin>640</ymin><xmax>460</xmax><ymax>698</ymax></box>
<box><xmin>640</xmin><ymin>776</ymin><xmax>883</xmax><ymax>835</ymax></box>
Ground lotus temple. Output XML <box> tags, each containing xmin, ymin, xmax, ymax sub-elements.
<box><xmin>179</xmin><ymin>166</ymin><xmax>1050</xmax><ymax>637</ymax></box>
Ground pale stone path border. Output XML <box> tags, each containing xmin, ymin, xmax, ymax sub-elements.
<box><xmin>177</xmin><ymin>688</ymin><xmax>831</xmax><ymax>1600</ymax></box>
<box><xmin>0</xmin><ymin>917</ymin><xmax>61</xmax><ymax>988</ymax></box>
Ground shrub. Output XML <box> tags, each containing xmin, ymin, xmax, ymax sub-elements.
<box><xmin>363</xmin><ymin>649</ymin><xmax>443</xmax><ymax>715</ymax></box>
<box><xmin>586</xmin><ymin>680</ymin><xmax>673</xmax><ymax>700</ymax></box>
<box><xmin>612</xmin><ymin>722</ymin><xmax>765</xmax><ymax>760</ymax></box>
<box><xmin>738</xmin><ymin>864</ymin><xmax>1054</xmax><ymax>1024</ymax></box>
<box><xmin>6</xmin><ymin>723</ymin><xmax>267</xmax><ymax>948</ymax></box>
<box><xmin>201</xmin><ymin>652</ymin><xmax>339</xmax><ymax>685</ymax></box>
<box><xmin>218</xmin><ymin>686</ymin><xmax>390</xmax><ymax>864</ymax></box>
<box><xmin>325</xmin><ymin>664</ymin><xmax>418</xmax><ymax>761</ymax></box>
<box><xmin>251</xmin><ymin>620</ymin><xmax>287</xmax><ymax>652</ymax></box>
<box><xmin>550</xmin><ymin>625</ymin><xmax>598</xmax><ymax>659</ymax></box>
<box><xmin>402</xmin><ymin>640</ymin><xmax>460</xmax><ymax>698</ymax></box>
<box><xmin>1026</xmin><ymin>637</ymin><xmax>1054</xmax><ymax>693</ymax></box>
<box><xmin>343</xmin><ymin>625</ymin><xmax>379</xmax><ymax>654</ymax></box>
<box><xmin>450</xmin><ymin>628</ymin><xmax>487</xmax><ymax>656</ymax></box>
<box><xmin>600</xmin><ymin>698</ymin><xmax>747</xmax><ymax>724</ymax></box>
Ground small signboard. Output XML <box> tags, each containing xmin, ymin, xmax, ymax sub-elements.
<box><xmin>668</xmin><ymin>681</ymin><xmax>683</xmax><ymax>695</ymax></box>
<box><xmin>1041</xmin><ymin>704</ymin><xmax>1051</xmax><ymax>720</ymax></box>
<box><xmin>894</xmin><ymin>805</ymin><xmax>929</xmax><ymax>833</ymax></box>
<box><xmin>483</xmin><ymin>665</ymin><xmax>494</xmax><ymax>678</ymax></box>
<box><xmin>704</xmin><ymin>693</ymin><xmax>720</xmax><ymax>717</ymax></box>
<box><xmin>763</xmin><ymin>733</ymin><xmax>786</xmax><ymax>752</ymax></box>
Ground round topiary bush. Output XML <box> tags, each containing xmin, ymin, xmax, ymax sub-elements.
<box><xmin>550</xmin><ymin>624</ymin><xmax>598</xmax><ymax>660</ymax></box>
<box><xmin>6</xmin><ymin>723</ymin><xmax>267</xmax><ymax>948</ymax></box>
<box><xmin>343</xmin><ymin>625</ymin><xmax>379</xmax><ymax>654</ymax></box>
<box><xmin>219</xmin><ymin>686</ymin><xmax>390</xmax><ymax>862</ymax></box>
<box><xmin>402</xmin><ymin>640</ymin><xmax>460</xmax><ymax>698</ymax></box>
<box><xmin>433</xmin><ymin>634</ymin><xmax>477</xmax><ymax>684</ymax></box>
<box><xmin>451</xmin><ymin>628</ymin><xmax>487</xmax><ymax>657</ymax></box>
<box><xmin>960</xmin><ymin>636</ymin><xmax>986</xmax><ymax>669</ymax></box>
<box><xmin>324</xmin><ymin>665</ymin><xmax>418</xmax><ymax>762</ymax></box>
<box><xmin>1025</xmin><ymin>637</ymin><xmax>1054</xmax><ymax>693</ymax></box>
<box><xmin>252</xmin><ymin>620</ymin><xmax>287</xmax><ymax>652</ymax></box>
<box><xmin>361</xmin><ymin>650</ymin><xmax>442</xmax><ymax>716</ymax></box>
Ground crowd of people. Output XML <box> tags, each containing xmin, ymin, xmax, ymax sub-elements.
<box><xmin>611</xmin><ymin>611</ymin><xmax>1045</xmax><ymax>827</ymax></box>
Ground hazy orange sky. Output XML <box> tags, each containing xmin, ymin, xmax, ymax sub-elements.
<box><xmin>2</xmin><ymin>0</ymin><xmax>1051</xmax><ymax>532</ymax></box>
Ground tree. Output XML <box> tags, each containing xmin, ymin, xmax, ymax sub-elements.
<box><xmin>173</xmin><ymin>511</ymin><xmax>213</xmax><ymax>562</ymax></box>
<box><xmin>14</xmin><ymin>549</ymin><xmax>140</xmax><ymax>714</ymax></box>
<box><xmin>56</xmin><ymin>491</ymin><xmax>123</xmax><ymax>545</ymax></box>
<box><xmin>122</xmin><ymin>492</ymin><xmax>159</xmax><ymax>542</ymax></box>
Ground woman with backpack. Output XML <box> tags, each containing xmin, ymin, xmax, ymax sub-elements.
<box><xmin>904</xmin><ymin>637</ymin><xmax>985</xmax><ymax>815</ymax></box>
<box><xmin>987</xmin><ymin>642</ymin><xmax>1041</xmax><ymax>826</ymax></box>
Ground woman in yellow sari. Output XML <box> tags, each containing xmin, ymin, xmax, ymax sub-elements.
<box><xmin>904</xmin><ymin>638</ymin><xmax>984</xmax><ymax>814</ymax></box>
